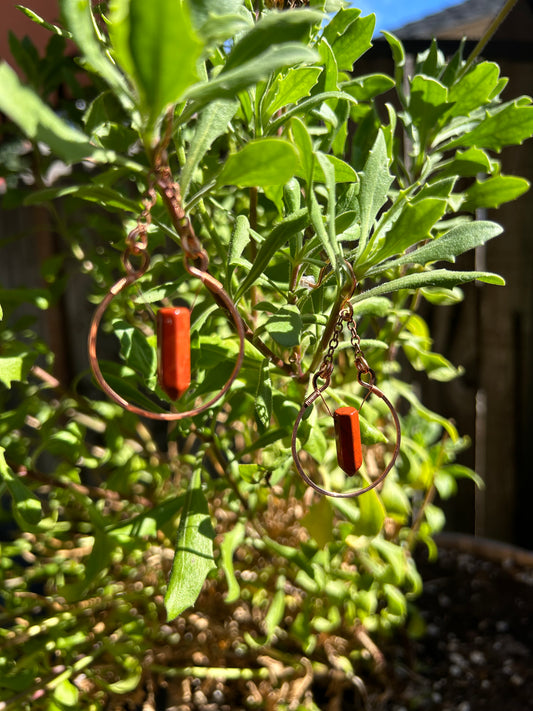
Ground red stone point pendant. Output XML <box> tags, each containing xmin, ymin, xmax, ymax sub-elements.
<box><xmin>333</xmin><ymin>406</ymin><xmax>363</xmax><ymax>476</ymax></box>
<box><xmin>156</xmin><ymin>307</ymin><xmax>191</xmax><ymax>400</ymax></box>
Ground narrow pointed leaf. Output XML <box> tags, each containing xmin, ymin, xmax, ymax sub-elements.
<box><xmin>353</xmin><ymin>269</ymin><xmax>505</xmax><ymax>303</ymax></box>
<box><xmin>376</xmin><ymin>221</ymin><xmax>503</xmax><ymax>272</ymax></box>
<box><xmin>235</xmin><ymin>209</ymin><xmax>308</xmax><ymax>299</ymax></box>
<box><xmin>367</xmin><ymin>197</ymin><xmax>447</xmax><ymax>267</ymax></box>
<box><xmin>356</xmin><ymin>130</ymin><xmax>393</xmax><ymax>256</ymax></box>
<box><xmin>164</xmin><ymin>470</ymin><xmax>216</xmax><ymax>620</ymax></box>
<box><xmin>265</xmin><ymin>66</ymin><xmax>322</xmax><ymax>116</ymax></box>
<box><xmin>0</xmin><ymin>447</ymin><xmax>42</xmax><ymax>526</ymax></box>
<box><xmin>220</xmin><ymin>521</ymin><xmax>246</xmax><ymax>603</ymax></box>
<box><xmin>267</xmin><ymin>90</ymin><xmax>357</xmax><ymax>134</ymax></box>
<box><xmin>185</xmin><ymin>45</ymin><xmax>318</xmax><ymax>106</ymax></box>
<box><xmin>181</xmin><ymin>99</ymin><xmax>239</xmax><ymax>198</ymax></box>
<box><xmin>447</xmin><ymin>61</ymin><xmax>501</xmax><ymax>118</ymax></box>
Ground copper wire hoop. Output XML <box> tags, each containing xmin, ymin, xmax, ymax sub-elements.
<box><xmin>87</xmin><ymin>260</ymin><xmax>245</xmax><ymax>421</ymax></box>
<box><xmin>291</xmin><ymin>377</ymin><xmax>401</xmax><ymax>498</ymax></box>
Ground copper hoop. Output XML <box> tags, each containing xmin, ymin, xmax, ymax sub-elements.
<box><xmin>291</xmin><ymin>379</ymin><xmax>401</xmax><ymax>498</ymax></box>
<box><xmin>87</xmin><ymin>264</ymin><xmax>245</xmax><ymax>421</ymax></box>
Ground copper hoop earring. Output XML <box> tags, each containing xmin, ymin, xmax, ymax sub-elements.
<box><xmin>87</xmin><ymin>169</ymin><xmax>245</xmax><ymax>421</ymax></box>
<box><xmin>291</xmin><ymin>296</ymin><xmax>401</xmax><ymax>498</ymax></box>
<box><xmin>291</xmin><ymin>372</ymin><xmax>401</xmax><ymax>498</ymax></box>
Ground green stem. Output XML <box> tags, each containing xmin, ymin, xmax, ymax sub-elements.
<box><xmin>460</xmin><ymin>0</ymin><xmax>519</xmax><ymax>77</ymax></box>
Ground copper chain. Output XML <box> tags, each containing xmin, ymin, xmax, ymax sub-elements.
<box><xmin>121</xmin><ymin>165</ymin><xmax>206</xmax><ymax>278</ymax></box>
<box><xmin>317</xmin><ymin>302</ymin><xmax>370</xmax><ymax>381</ymax></box>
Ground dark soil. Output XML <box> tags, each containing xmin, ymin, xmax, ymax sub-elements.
<box><xmin>371</xmin><ymin>536</ymin><xmax>533</xmax><ymax>711</ymax></box>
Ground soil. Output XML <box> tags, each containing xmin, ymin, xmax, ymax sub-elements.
<box><xmin>369</xmin><ymin>535</ymin><xmax>533</xmax><ymax>711</ymax></box>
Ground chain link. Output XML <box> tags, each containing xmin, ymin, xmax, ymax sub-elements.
<box><xmin>317</xmin><ymin>302</ymin><xmax>370</xmax><ymax>379</ymax></box>
<box><xmin>121</xmin><ymin>164</ymin><xmax>208</xmax><ymax>277</ymax></box>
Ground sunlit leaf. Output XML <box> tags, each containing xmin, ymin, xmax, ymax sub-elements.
<box><xmin>165</xmin><ymin>470</ymin><xmax>216</xmax><ymax>620</ymax></box>
<box><xmin>462</xmin><ymin>175</ymin><xmax>530</xmax><ymax>211</ymax></box>
<box><xmin>109</xmin><ymin>0</ymin><xmax>202</xmax><ymax>129</ymax></box>
<box><xmin>218</xmin><ymin>138</ymin><xmax>300</xmax><ymax>188</ymax></box>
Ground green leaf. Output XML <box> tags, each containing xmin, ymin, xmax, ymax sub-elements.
<box><xmin>356</xmin><ymin>129</ymin><xmax>393</xmax><ymax>257</ymax></box>
<box><xmin>24</xmin><ymin>184</ymin><xmax>141</xmax><ymax>213</ymax></box>
<box><xmin>0</xmin><ymin>63</ymin><xmax>94</xmax><ymax>162</ymax></box>
<box><xmin>302</xmin><ymin>497</ymin><xmax>334</xmax><ymax>547</ymax></box>
<box><xmin>264</xmin><ymin>583</ymin><xmax>286</xmax><ymax>639</ymax></box>
<box><xmin>356</xmin><ymin>487</ymin><xmax>386</xmax><ymax>537</ymax></box>
<box><xmin>61</xmin><ymin>0</ymin><xmax>131</xmax><ymax>103</ymax></box>
<box><xmin>0</xmin><ymin>447</ymin><xmax>42</xmax><ymax>526</ymax></box>
<box><xmin>16</xmin><ymin>6</ymin><xmax>72</xmax><ymax>37</ymax></box>
<box><xmin>110</xmin><ymin>0</ymin><xmax>202</xmax><ymax>129</ymax></box>
<box><xmin>402</xmin><ymin>341</ymin><xmax>463</xmax><ymax>382</ymax></box>
<box><xmin>224</xmin><ymin>8</ymin><xmax>322</xmax><ymax>71</ymax></box>
<box><xmin>381</xmin><ymin>478</ymin><xmax>411</xmax><ymax>518</ymax></box>
<box><xmin>445</xmin><ymin>101</ymin><xmax>533</xmax><ymax>152</ymax></box>
<box><xmin>342</xmin><ymin>73</ymin><xmax>395</xmax><ymax>102</ymax></box>
<box><xmin>228</xmin><ymin>214</ymin><xmax>251</xmax><ymax>268</ymax></box>
<box><xmin>322</xmin><ymin>7</ymin><xmax>361</xmax><ymax>46</ymax></box>
<box><xmin>309</xmin><ymin>191</ymin><xmax>338</xmax><ymax>270</ymax></box>
<box><xmin>329</xmin><ymin>13</ymin><xmax>375</xmax><ymax>71</ymax></box>
<box><xmin>53</xmin><ymin>680</ymin><xmax>79</xmax><ymax>707</ymax></box>
<box><xmin>380</xmin><ymin>220</ymin><xmax>503</xmax><ymax>272</ymax></box>
<box><xmin>352</xmin><ymin>269</ymin><xmax>505</xmax><ymax>303</ymax></box>
<box><xmin>462</xmin><ymin>175</ymin><xmax>530</xmax><ymax>211</ymax></box>
<box><xmin>255</xmin><ymin>359</ymin><xmax>273</xmax><ymax>430</ymax></box>
<box><xmin>264</xmin><ymin>305</ymin><xmax>303</xmax><ymax>348</ymax></box>
<box><xmin>188</xmin><ymin>0</ymin><xmax>249</xmax><ymax>41</ymax></box>
<box><xmin>315</xmin><ymin>150</ymin><xmax>343</xmax><ymax>270</ymax></box>
<box><xmin>181</xmin><ymin>99</ymin><xmax>238</xmax><ymax>198</ymax></box>
<box><xmin>267</xmin><ymin>90</ymin><xmax>357</xmax><ymax>134</ymax></box>
<box><xmin>113</xmin><ymin>320</ymin><xmax>157</xmax><ymax>380</ymax></box>
<box><xmin>220</xmin><ymin>520</ymin><xmax>246</xmax><ymax>604</ymax></box>
<box><xmin>165</xmin><ymin>470</ymin><xmax>216</xmax><ymax>620</ymax></box>
<box><xmin>218</xmin><ymin>138</ymin><xmax>300</xmax><ymax>188</ymax></box>
<box><xmin>447</xmin><ymin>61</ymin><xmax>501</xmax><ymax>118</ymax></box>
<box><xmin>188</xmin><ymin>0</ymin><xmax>244</xmax><ymax>26</ymax></box>
<box><xmin>185</xmin><ymin>45</ymin><xmax>318</xmax><ymax>106</ymax></box>
<box><xmin>371</xmin><ymin>537</ymin><xmax>406</xmax><ymax>585</ymax></box>
<box><xmin>409</xmin><ymin>75</ymin><xmax>451</xmax><ymax>146</ymax></box>
<box><xmin>366</xmin><ymin>197</ymin><xmax>447</xmax><ymax>267</ymax></box>
<box><xmin>235</xmin><ymin>209</ymin><xmax>308</xmax><ymax>299</ymax></box>
<box><xmin>312</xmin><ymin>154</ymin><xmax>357</xmax><ymax>184</ymax></box>
<box><xmin>382</xmin><ymin>31</ymin><xmax>406</xmax><ymax>102</ymax></box>
<box><xmin>437</xmin><ymin>147</ymin><xmax>494</xmax><ymax>178</ymax></box>
<box><xmin>0</xmin><ymin>356</ymin><xmax>25</xmax><ymax>388</ymax></box>
<box><xmin>384</xmin><ymin>583</ymin><xmax>407</xmax><ymax>618</ymax></box>
<box><xmin>290</xmin><ymin>116</ymin><xmax>314</xmax><ymax>185</ymax></box>
<box><xmin>265</xmin><ymin>66</ymin><xmax>322</xmax><ymax>116</ymax></box>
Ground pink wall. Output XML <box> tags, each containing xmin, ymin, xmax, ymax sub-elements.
<box><xmin>1</xmin><ymin>1</ymin><xmax>61</xmax><ymax>68</ymax></box>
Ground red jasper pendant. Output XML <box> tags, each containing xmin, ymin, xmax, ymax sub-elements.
<box><xmin>156</xmin><ymin>307</ymin><xmax>191</xmax><ymax>400</ymax></box>
<box><xmin>333</xmin><ymin>406</ymin><xmax>363</xmax><ymax>476</ymax></box>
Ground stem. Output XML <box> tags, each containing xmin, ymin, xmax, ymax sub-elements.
<box><xmin>460</xmin><ymin>0</ymin><xmax>519</xmax><ymax>77</ymax></box>
<box><xmin>249</xmin><ymin>187</ymin><xmax>260</xmax><ymax>319</ymax></box>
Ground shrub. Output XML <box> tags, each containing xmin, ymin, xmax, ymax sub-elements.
<box><xmin>0</xmin><ymin>1</ymin><xmax>532</xmax><ymax>708</ymax></box>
